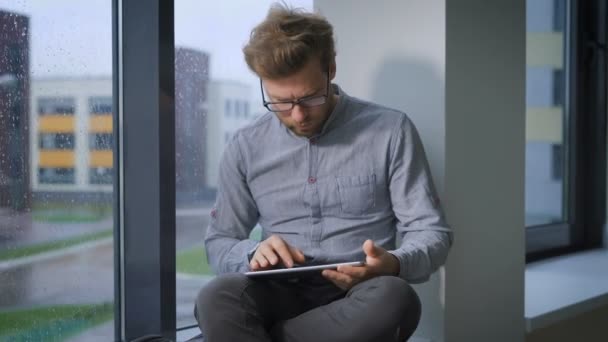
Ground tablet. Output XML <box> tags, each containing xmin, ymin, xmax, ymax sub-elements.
<box><xmin>245</xmin><ymin>261</ymin><xmax>365</xmax><ymax>279</ymax></box>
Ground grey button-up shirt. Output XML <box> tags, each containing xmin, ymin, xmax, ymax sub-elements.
<box><xmin>205</xmin><ymin>84</ymin><xmax>453</xmax><ymax>283</ymax></box>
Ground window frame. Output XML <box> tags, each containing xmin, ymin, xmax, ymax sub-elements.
<box><xmin>526</xmin><ymin>0</ymin><xmax>607</xmax><ymax>261</ymax></box>
<box><xmin>113</xmin><ymin>0</ymin><xmax>176</xmax><ymax>340</ymax></box>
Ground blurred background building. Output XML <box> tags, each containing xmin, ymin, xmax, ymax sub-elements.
<box><xmin>0</xmin><ymin>10</ymin><xmax>30</xmax><ymax>211</ymax></box>
<box><xmin>175</xmin><ymin>47</ymin><xmax>210</xmax><ymax>203</ymax></box>
<box><xmin>205</xmin><ymin>79</ymin><xmax>253</xmax><ymax>190</ymax></box>
<box><xmin>29</xmin><ymin>77</ymin><xmax>113</xmax><ymax>199</ymax></box>
<box><xmin>525</xmin><ymin>0</ymin><xmax>566</xmax><ymax>225</ymax></box>
<box><xmin>27</xmin><ymin>47</ymin><xmax>256</xmax><ymax>203</ymax></box>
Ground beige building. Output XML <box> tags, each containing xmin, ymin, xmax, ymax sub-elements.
<box><xmin>30</xmin><ymin>77</ymin><xmax>113</xmax><ymax>194</ymax></box>
<box><xmin>205</xmin><ymin>80</ymin><xmax>255</xmax><ymax>189</ymax></box>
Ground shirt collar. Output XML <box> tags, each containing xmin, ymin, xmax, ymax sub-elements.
<box><xmin>318</xmin><ymin>83</ymin><xmax>348</xmax><ymax>136</ymax></box>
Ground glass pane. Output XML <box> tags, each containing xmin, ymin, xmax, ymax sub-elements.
<box><xmin>0</xmin><ymin>1</ymin><xmax>114</xmax><ymax>341</ymax></box>
<box><xmin>525</xmin><ymin>0</ymin><xmax>568</xmax><ymax>226</ymax></box>
<box><xmin>174</xmin><ymin>0</ymin><xmax>312</xmax><ymax>330</ymax></box>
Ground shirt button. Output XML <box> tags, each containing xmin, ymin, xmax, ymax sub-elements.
<box><xmin>308</xmin><ymin>177</ymin><xmax>317</xmax><ymax>184</ymax></box>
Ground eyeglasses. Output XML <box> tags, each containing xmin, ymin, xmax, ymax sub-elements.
<box><xmin>260</xmin><ymin>71</ymin><xmax>330</xmax><ymax>113</ymax></box>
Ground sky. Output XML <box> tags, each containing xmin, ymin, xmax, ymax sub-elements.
<box><xmin>0</xmin><ymin>0</ymin><xmax>312</xmax><ymax>103</ymax></box>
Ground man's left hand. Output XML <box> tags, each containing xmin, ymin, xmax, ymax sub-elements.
<box><xmin>321</xmin><ymin>239</ymin><xmax>400</xmax><ymax>290</ymax></box>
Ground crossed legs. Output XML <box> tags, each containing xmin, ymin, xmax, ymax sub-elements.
<box><xmin>195</xmin><ymin>274</ymin><xmax>421</xmax><ymax>342</ymax></box>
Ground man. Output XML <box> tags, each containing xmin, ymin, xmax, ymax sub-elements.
<box><xmin>196</xmin><ymin>4</ymin><xmax>452</xmax><ymax>342</ymax></box>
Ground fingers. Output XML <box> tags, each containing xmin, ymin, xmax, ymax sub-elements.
<box><xmin>336</xmin><ymin>264</ymin><xmax>367</xmax><ymax>278</ymax></box>
<box><xmin>249</xmin><ymin>235</ymin><xmax>304</xmax><ymax>270</ymax></box>
<box><xmin>322</xmin><ymin>269</ymin><xmax>356</xmax><ymax>290</ymax></box>
<box><xmin>322</xmin><ymin>263</ymin><xmax>370</xmax><ymax>290</ymax></box>
<box><xmin>288</xmin><ymin>245</ymin><xmax>306</xmax><ymax>264</ymax></box>
<box><xmin>270</xmin><ymin>238</ymin><xmax>295</xmax><ymax>268</ymax></box>
<box><xmin>250</xmin><ymin>248</ymin><xmax>273</xmax><ymax>269</ymax></box>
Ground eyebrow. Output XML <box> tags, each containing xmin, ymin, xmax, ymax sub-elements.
<box><xmin>269</xmin><ymin>87</ymin><xmax>322</xmax><ymax>102</ymax></box>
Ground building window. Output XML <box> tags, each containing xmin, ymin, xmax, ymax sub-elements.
<box><xmin>38</xmin><ymin>167</ymin><xmax>75</xmax><ymax>184</ymax></box>
<box><xmin>89</xmin><ymin>96</ymin><xmax>112</xmax><ymax>114</ymax></box>
<box><xmin>39</xmin><ymin>133</ymin><xmax>75</xmax><ymax>149</ymax></box>
<box><xmin>225</xmin><ymin>99</ymin><xmax>231</xmax><ymax>116</ymax></box>
<box><xmin>552</xmin><ymin>144</ymin><xmax>563</xmax><ymax>181</ymax></box>
<box><xmin>90</xmin><ymin>167</ymin><xmax>113</xmax><ymax>184</ymax></box>
<box><xmin>89</xmin><ymin>133</ymin><xmax>113</xmax><ymax>150</ymax></box>
<box><xmin>38</xmin><ymin>97</ymin><xmax>75</xmax><ymax>116</ymax></box>
<box><xmin>244</xmin><ymin>101</ymin><xmax>249</xmax><ymax>118</ymax></box>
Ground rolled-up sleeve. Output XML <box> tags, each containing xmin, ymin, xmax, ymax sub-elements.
<box><xmin>387</xmin><ymin>116</ymin><xmax>453</xmax><ymax>283</ymax></box>
<box><xmin>204</xmin><ymin>132</ymin><xmax>259</xmax><ymax>274</ymax></box>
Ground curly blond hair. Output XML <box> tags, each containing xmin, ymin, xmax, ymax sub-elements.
<box><xmin>243</xmin><ymin>3</ymin><xmax>336</xmax><ymax>79</ymax></box>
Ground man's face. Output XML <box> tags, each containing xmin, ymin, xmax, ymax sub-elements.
<box><xmin>261</xmin><ymin>58</ymin><xmax>336</xmax><ymax>137</ymax></box>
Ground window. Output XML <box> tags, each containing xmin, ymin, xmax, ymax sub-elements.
<box><xmin>39</xmin><ymin>132</ymin><xmax>75</xmax><ymax>149</ymax></box>
<box><xmin>38</xmin><ymin>167</ymin><xmax>75</xmax><ymax>184</ymax></box>
<box><xmin>525</xmin><ymin>0</ymin><xmax>606</xmax><ymax>259</ymax></box>
<box><xmin>89</xmin><ymin>96</ymin><xmax>113</xmax><ymax>114</ymax></box>
<box><xmin>89</xmin><ymin>133</ymin><xmax>113</xmax><ymax>150</ymax></box>
<box><xmin>0</xmin><ymin>2</ymin><xmax>114</xmax><ymax>341</ymax></box>
<box><xmin>38</xmin><ymin>97</ymin><xmax>75</xmax><ymax>115</ymax></box>
<box><xmin>552</xmin><ymin>144</ymin><xmax>563</xmax><ymax>181</ymax></box>
<box><xmin>90</xmin><ymin>167</ymin><xmax>113</xmax><ymax>184</ymax></box>
<box><xmin>225</xmin><ymin>98</ymin><xmax>231</xmax><ymax>116</ymax></box>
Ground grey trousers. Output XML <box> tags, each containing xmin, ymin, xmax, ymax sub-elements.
<box><xmin>195</xmin><ymin>273</ymin><xmax>421</xmax><ymax>342</ymax></box>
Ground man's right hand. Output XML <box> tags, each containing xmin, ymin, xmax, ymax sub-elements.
<box><xmin>249</xmin><ymin>235</ymin><xmax>306</xmax><ymax>271</ymax></box>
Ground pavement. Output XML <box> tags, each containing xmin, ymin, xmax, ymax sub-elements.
<box><xmin>0</xmin><ymin>203</ymin><xmax>214</xmax><ymax>341</ymax></box>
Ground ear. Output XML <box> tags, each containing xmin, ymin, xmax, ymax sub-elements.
<box><xmin>329</xmin><ymin>60</ymin><xmax>337</xmax><ymax>80</ymax></box>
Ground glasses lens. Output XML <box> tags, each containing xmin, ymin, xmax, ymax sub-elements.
<box><xmin>267</xmin><ymin>102</ymin><xmax>293</xmax><ymax>112</ymax></box>
<box><xmin>300</xmin><ymin>95</ymin><xmax>326</xmax><ymax>107</ymax></box>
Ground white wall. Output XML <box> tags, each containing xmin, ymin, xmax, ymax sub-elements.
<box><xmin>315</xmin><ymin>0</ymin><xmax>526</xmax><ymax>341</ymax></box>
<box><xmin>315</xmin><ymin>1</ymin><xmax>446</xmax><ymax>340</ymax></box>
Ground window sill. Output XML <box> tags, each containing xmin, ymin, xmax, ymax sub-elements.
<box><xmin>177</xmin><ymin>327</ymin><xmax>202</xmax><ymax>342</ymax></box>
<box><xmin>525</xmin><ymin>248</ymin><xmax>608</xmax><ymax>332</ymax></box>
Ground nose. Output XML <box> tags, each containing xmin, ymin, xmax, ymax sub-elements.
<box><xmin>291</xmin><ymin>104</ymin><xmax>309</xmax><ymax>123</ymax></box>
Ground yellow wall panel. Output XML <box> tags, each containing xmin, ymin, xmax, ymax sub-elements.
<box><xmin>38</xmin><ymin>116</ymin><xmax>75</xmax><ymax>133</ymax></box>
<box><xmin>526</xmin><ymin>32</ymin><xmax>563</xmax><ymax>68</ymax></box>
<box><xmin>89</xmin><ymin>150</ymin><xmax>113</xmax><ymax>167</ymax></box>
<box><xmin>89</xmin><ymin>115</ymin><xmax>113</xmax><ymax>133</ymax></box>
<box><xmin>39</xmin><ymin>151</ymin><xmax>75</xmax><ymax>168</ymax></box>
<box><xmin>526</xmin><ymin>107</ymin><xmax>562</xmax><ymax>143</ymax></box>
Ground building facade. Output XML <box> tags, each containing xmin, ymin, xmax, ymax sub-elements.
<box><xmin>525</xmin><ymin>0</ymin><xmax>566</xmax><ymax>225</ymax></box>
<box><xmin>30</xmin><ymin>77</ymin><xmax>113</xmax><ymax>195</ymax></box>
<box><xmin>205</xmin><ymin>80</ymin><xmax>254</xmax><ymax>190</ymax></box>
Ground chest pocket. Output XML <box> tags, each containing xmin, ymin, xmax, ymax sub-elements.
<box><xmin>336</xmin><ymin>174</ymin><xmax>376</xmax><ymax>215</ymax></box>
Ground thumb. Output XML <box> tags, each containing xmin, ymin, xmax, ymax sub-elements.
<box><xmin>363</xmin><ymin>239</ymin><xmax>382</xmax><ymax>258</ymax></box>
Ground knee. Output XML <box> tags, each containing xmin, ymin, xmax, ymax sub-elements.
<box><xmin>196</xmin><ymin>273</ymin><xmax>249</xmax><ymax>316</ymax></box>
<box><xmin>373</xmin><ymin>276</ymin><xmax>421</xmax><ymax>320</ymax></box>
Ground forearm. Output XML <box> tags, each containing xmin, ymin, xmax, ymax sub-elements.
<box><xmin>388</xmin><ymin>230</ymin><xmax>452</xmax><ymax>283</ymax></box>
<box><xmin>205</xmin><ymin>235</ymin><xmax>259</xmax><ymax>274</ymax></box>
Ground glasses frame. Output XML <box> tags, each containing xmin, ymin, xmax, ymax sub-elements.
<box><xmin>260</xmin><ymin>68</ymin><xmax>331</xmax><ymax>113</ymax></box>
